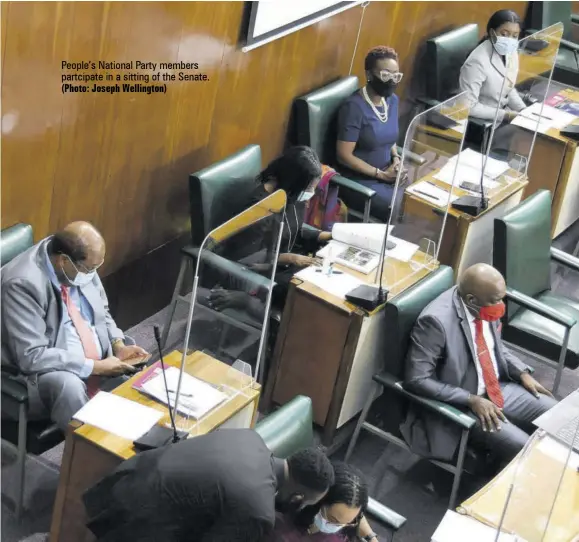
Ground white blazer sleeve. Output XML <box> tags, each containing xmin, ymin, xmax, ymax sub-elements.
<box><xmin>459</xmin><ymin>57</ymin><xmax>506</xmax><ymax>123</ymax></box>
<box><xmin>507</xmin><ymin>87</ymin><xmax>526</xmax><ymax>112</ymax></box>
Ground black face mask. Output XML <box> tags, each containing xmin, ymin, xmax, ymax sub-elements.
<box><xmin>368</xmin><ymin>77</ymin><xmax>397</xmax><ymax>98</ymax></box>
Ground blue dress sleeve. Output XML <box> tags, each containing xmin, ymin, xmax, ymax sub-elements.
<box><xmin>337</xmin><ymin>99</ymin><xmax>363</xmax><ymax>143</ymax></box>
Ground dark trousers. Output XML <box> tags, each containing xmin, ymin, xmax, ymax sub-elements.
<box><xmin>469</xmin><ymin>381</ymin><xmax>558</xmax><ymax>463</ymax></box>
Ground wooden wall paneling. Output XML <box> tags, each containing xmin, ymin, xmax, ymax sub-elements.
<box><xmin>1</xmin><ymin>1</ymin><xmax>74</xmax><ymax>240</ymax></box>
<box><xmin>1</xmin><ymin>1</ymin><xmax>529</xmax><ymax>328</ymax></box>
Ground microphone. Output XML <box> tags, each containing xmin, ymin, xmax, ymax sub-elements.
<box><xmin>345</xmin><ymin>224</ymin><xmax>390</xmax><ymax>311</ymax></box>
<box><xmin>153</xmin><ymin>325</ymin><xmax>180</xmax><ymax>444</ymax></box>
<box><xmin>133</xmin><ymin>325</ymin><xmax>188</xmax><ymax>451</ymax></box>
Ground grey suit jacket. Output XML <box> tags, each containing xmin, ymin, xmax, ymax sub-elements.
<box><xmin>459</xmin><ymin>39</ymin><xmax>526</xmax><ymax>123</ymax></box>
<box><xmin>400</xmin><ymin>286</ymin><xmax>527</xmax><ymax>461</ymax></box>
<box><xmin>1</xmin><ymin>238</ymin><xmax>124</xmax><ymax>378</ymax></box>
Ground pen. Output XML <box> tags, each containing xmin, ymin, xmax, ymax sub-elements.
<box><xmin>168</xmin><ymin>389</ymin><xmax>194</xmax><ymax>398</ymax></box>
<box><xmin>414</xmin><ymin>189</ymin><xmax>439</xmax><ymax>201</ymax></box>
<box><xmin>425</xmin><ymin>180</ymin><xmax>448</xmax><ymax>192</ymax></box>
<box><xmin>315</xmin><ymin>269</ymin><xmax>343</xmax><ymax>274</ymax></box>
<box><xmin>529</xmin><ymin>111</ymin><xmax>554</xmax><ymax>121</ymax></box>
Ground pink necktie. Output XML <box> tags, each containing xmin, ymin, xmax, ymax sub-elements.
<box><xmin>61</xmin><ymin>286</ymin><xmax>100</xmax><ymax>397</ymax></box>
<box><xmin>474</xmin><ymin>319</ymin><xmax>504</xmax><ymax>408</ymax></box>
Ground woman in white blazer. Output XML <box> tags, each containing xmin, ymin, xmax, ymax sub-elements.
<box><xmin>460</xmin><ymin>10</ymin><xmax>526</xmax><ymax>124</ymax></box>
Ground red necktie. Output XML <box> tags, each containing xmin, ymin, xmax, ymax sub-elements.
<box><xmin>474</xmin><ymin>319</ymin><xmax>504</xmax><ymax>408</ymax></box>
<box><xmin>61</xmin><ymin>286</ymin><xmax>100</xmax><ymax>397</ymax></box>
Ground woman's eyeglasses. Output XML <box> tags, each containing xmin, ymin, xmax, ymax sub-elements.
<box><xmin>379</xmin><ymin>70</ymin><xmax>404</xmax><ymax>84</ymax></box>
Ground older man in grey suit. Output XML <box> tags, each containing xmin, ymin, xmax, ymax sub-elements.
<box><xmin>1</xmin><ymin>221</ymin><xmax>149</xmax><ymax>430</ymax></box>
<box><xmin>401</xmin><ymin>263</ymin><xmax>557</xmax><ymax>464</ymax></box>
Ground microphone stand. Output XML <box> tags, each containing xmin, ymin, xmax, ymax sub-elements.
<box><xmin>133</xmin><ymin>325</ymin><xmax>188</xmax><ymax>451</ymax></box>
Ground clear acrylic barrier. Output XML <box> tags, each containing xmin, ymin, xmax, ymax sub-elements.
<box><xmin>383</xmin><ymin>91</ymin><xmax>473</xmax><ymax>294</ymax></box>
<box><xmin>491</xmin><ymin>413</ymin><xmax>579</xmax><ymax>541</ymax></box>
<box><xmin>484</xmin><ymin>24</ymin><xmax>564</xmax><ymax>187</ymax></box>
<box><xmin>170</xmin><ymin>190</ymin><xmax>286</xmax><ymax>433</ymax></box>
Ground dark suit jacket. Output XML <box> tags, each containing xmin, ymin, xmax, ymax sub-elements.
<box><xmin>83</xmin><ymin>429</ymin><xmax>280</xmax><ymax>542</ymax></box>
<box><xmin>400</xmin><ymin>286</ymin><xmax>527</xmax><ymax>461</ymax></box>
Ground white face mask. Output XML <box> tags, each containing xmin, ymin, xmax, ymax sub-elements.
<box><xmin>493</xmin><ymin>34</ymin><xmax>518</xmax><ymax>56</ymax></box>
<box><xmin>313</xmin><ymin>511</ymin><xmax>344</xmax><ymax>534</ymax></box>
<box><xmin>62</xmin><ymin>256</ymin><xmax>98</xmax><ymax>287</ymax></box>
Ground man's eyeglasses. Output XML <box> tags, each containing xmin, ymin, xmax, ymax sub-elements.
<box><xmin>379</xmin><ymin>70</ymin><xmax>403</xmax><ymax>84</ymax></box>
<box><xmin>64</xmin><ymin>254</ymin><xmax>104</xmax><ymax>274</ymax></box>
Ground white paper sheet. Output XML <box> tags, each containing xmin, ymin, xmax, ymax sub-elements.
<box><xmin>434</xmin><ymin>149</ymin><xmax>507</xmax><ymax>190</ymax></box>
<box><xmin>73</xmin><ymin>391</ymin><xmax>163</xmax><ymax>440</ymax></box>
<box><xmin>432</xmin><ymin>510</ymin><xmax>521</xmax><ymax>542</ymax></box>
<box><xmin>331</xmin><ymin>223</ymin><xmax>392</xmax><ymax>253</ymax></box>
<box><xmin>512</xmin><ymin>102</ymin><xmax>577</xmax><ymax>134</ymax></box>
<box><xmin>141</xmin><ymin>367</ymin><xmax>227</xmax><ymax>419</ymax></box>
<box><xmin>406</xmin><ymin>181</ymin><xmax>459</xmax><ymax>205</ymax></box>
<box><xmin>386</xmin><ymin>235</ymin><xmax>419</xmax><ymax>263</ymax></box>
<box><xmin>295</xmin><ymin>265</ymin><xmax>364</xmax><ymax>299</ymax></box>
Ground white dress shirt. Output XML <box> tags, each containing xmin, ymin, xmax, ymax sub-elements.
<box><xmin>461</xmin><ymin>300</ymin><xmax>500</xmax><ymax>396</ymax></box>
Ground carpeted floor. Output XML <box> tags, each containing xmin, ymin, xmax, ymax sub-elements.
<box><xmin>2</xmin><ymin>221</ymin><xmax>578</xmax><ymax>542</ymax></box>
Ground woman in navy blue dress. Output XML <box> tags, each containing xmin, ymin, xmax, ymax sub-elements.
<box><xmin>336</xmin><ymin>46</ymin><xmax>404</xmax><ymax>222</ymax></box>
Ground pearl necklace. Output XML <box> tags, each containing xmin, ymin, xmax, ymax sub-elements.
<box><xmin>362</xmin><ymin>86</ymin><xmax>388</xmax><ymax>123</ymax></box>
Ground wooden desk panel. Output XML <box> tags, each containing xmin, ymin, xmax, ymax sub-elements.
<box><xmin>50</xmin><ymin>351</ymin><xmax>260</xmax><ymax>542</ymax></box>
<box><xmin>264</xmin><ymin>254</ymin><xmax>434</xmax><ymax>444</ymax></box>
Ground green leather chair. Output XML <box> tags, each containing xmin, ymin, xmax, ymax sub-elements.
<box><xmin>258</xmin><ymin>395</ymin><xmax>406</xmax><ymax>533</ymax></box>
<box><xmin>525</xmin><ymin>1</ymin><xmax>579</xmax><ymax>88</ymax></box>
<box><xmin>344</xmin><ymin>266</ymin><xmax>477</xmax><ymax>509</ymax></box>
<box><xmin>161</xmin><ymin>145</ymin><xmax>294</xmax><ymax>382</ymax></box>
<box><xmin>295</xmin><ymin>76</ymin><xmax>427</xmax><ymax>223</ymax></box>
<box><xmin>493</xmin><ymin>190</ymin><xmax>579</xmax><ymax>396</ymax></box>
<box><xmin>1</xmin><ymin>223</ymin><xmax>64</xmax><ymax>521</ymax></box>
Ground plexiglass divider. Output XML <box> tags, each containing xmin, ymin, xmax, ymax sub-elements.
<box><xmin>483</xmin><ymin>23</ymin><xmax>563</xmax><ymax>189</ymax></box>
<box><xmin>382</xmin><ymin>91</ymin><xmax>473</xmax><ymax>295</ymax></box>
<box><xmin>168</xmin><ymin>190</ymin><xmax>286</xmax><ymax>434</ymax></box>
<box><xmin>491</xmin><ymin>414</ymin><xmax>579</xmax><ymax>541</ymax></box>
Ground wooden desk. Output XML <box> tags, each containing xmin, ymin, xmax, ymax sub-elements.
<box><xmin>458</xmin><ymin>434</ymin><xmax>579</xmax><ymax>541</ymax></box>
<box><xmin>512</xmin><ymin>87</ymin><xmax>579</xmax><ymax>237</ymax></box>
<box><xmin>403</xmin><ymin>170</ymin><xmax>528</xmax><ymax>278</ymax></box>
<box><xmin>263</xmin><ymin>251</ymin><xmax>436</xmax><ymax>445</ymax></box>
<box><xmin>49</xmin><ymin>350</ymin><xmax>261</xmax><ymax>542</ymax></box>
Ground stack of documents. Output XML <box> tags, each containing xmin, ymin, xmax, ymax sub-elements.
<box><xmin>512</xmin><ymin>102</ymin><xmax>577</xmax><ymax>134</ymax></box>
<box><xmin>406</xmin><ymin>181</ymin><xmax>459</xmax><ymax>206</ymax></box>
<box><xmin>434</xmin><ymin>149</ymin><xmax>509</xmax><ymax>191</ymax></box>
<box><xmin>140</xmin><ymin>366</ymin><xmax>227</xmax><ymax>419</ymax></box>
<box><xmin>295</xmin><ymin>266</ymin><xmax>364</xmax><ymax>300</ymax></box>
<box><xmin>73</xmin><ymin>391</ymin><xmax>163</xmax><ymax>440</ymax></box>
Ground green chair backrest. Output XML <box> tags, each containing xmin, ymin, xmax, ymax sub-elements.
<box><xmin>1</xmin><ymin>223</ymin><xmax>34</xmax><ymax>267</ymax></box>
<box><xmin>383</xmin><ymin>266</ymin><xmax>455</xmax><ymax>378</ymax></box>
<box><xmin>493</xmin><ymin>189</ymin><xmax>552</xmax><ymax>320</ymax></box>
<box><xmin>294</xmin><ymin>76</ymin><xmax>359</xmax><ymax>165</ymax></box>
<box><xmin>527</xmin><ymin>1</ymin><xmax>573</xmax><ymax>41</ymax></box>
<box><xmin>255</xmin><ymin>395</ymin><xmax>314</xmax><ymax>458</ymax></box>
<box><xmin>189</xmin><ymin>145</ymin><xmax>262</xmax><ymax>247</ymax></box>
<box><xmin>425</xmin><ymin>24</ymin><xmax>480</xmax><ymax>102</ymax></box>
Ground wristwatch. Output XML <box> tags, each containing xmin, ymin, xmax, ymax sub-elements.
<box><xmin>361</xmin><ymin>534</ymin><xmax>378</xmax><ymax>542</ymax></box>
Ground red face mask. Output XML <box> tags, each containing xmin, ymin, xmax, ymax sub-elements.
<box><xmin>479</xmin><ymin>301</ymin><xmax>505</xmax><ymax>322</ymax></box>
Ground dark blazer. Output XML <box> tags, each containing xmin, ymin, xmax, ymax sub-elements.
<box><xmin>400</xmin><ymin>286</ymin><xmax>527</xmax><ymax>461</ymax></box>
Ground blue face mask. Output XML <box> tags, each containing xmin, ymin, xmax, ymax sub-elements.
<box><xmin>493</xmin><ymin>34</ymin><xmax>518</xmax><ymax>56</ymax></box>
<box><xmin>313</xmin><ymin>511</ymin><xmax>344</xmax><ymax>534</ymax></box>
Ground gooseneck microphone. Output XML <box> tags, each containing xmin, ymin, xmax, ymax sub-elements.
<box><xmin>153</xmin><ymin>325</ymin><xmax>179</xmax><ymax>443</ymax></box>
<box><xmin>132</xmin><ymin>325</ymin><xmax>188</xmax><ymax>451</ymax></box>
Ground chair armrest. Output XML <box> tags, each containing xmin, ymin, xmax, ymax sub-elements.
<box><xmin>506</xmin><ymin>288</ymin><xmax>577</xmax><ymax>328</ymax></box>
<box><xmin>415</xmin><ymin>96</ymin><xmax>441</xmax><ymax>108</ymax></box>
<box><xmin>181</xmin><ymin>245</ymin><xmax>272</xmax><ymax>295</ymax></box>
<box><xmin>396</xmin><ymin>146</ymin><xmax>426</xmax><ymax>166</ymax></box>
<box><xmin>373</xmin><ymin>372</ymin><xmax>475</xmax><ymax>430</ymax></box>
<box><xmin>469</xmin><ymin>117</ymin><xmax>491</xmax><ymax>130</ymax></box>
<box><xmin>330</xmin><ymin>174</ymin><xmax>376</xmax><ymax>200</ymax></box>
<box><xmin>572</xmin><ymin>13</ymin><xmax>579</xmax><ymax>25</ymax></box>
<box><xmin>551</xmin><ymin>247</ymin><xmax>579</xmax><ymax>272</ymax></box>
<box><xmin>1</xmin><ymin>374</ymin><xmax>29</xmax><ymax>403</ymax></box>
<box><xmin>367</xmin><ymin>499</ymin><xmax>406</xmax><ymax>531</ymax></box>
<box><xmin>560</xmin><ymin>38</ymin><xmax>579</xmax><ymax>53</ymax></box>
